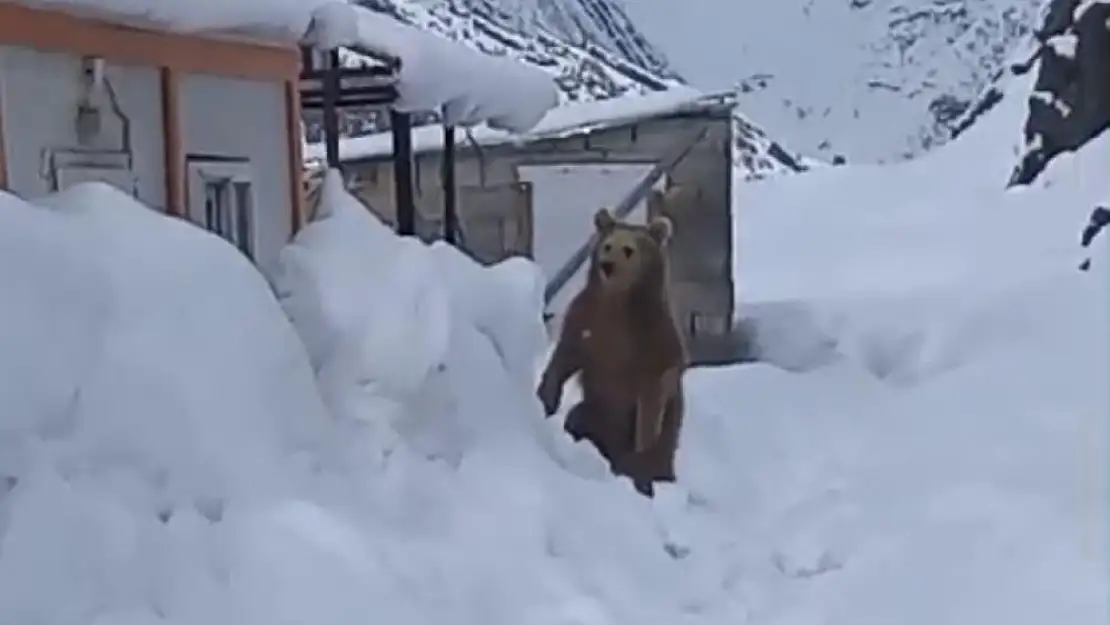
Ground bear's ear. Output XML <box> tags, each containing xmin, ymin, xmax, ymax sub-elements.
<box><xmin>594</xmin><ymin>207</ymin><xmax>616</xmax><ymax>233</ymax></box>
<box><xmin>647</xmin><ymin>216</ymin><xmax>673</xmax><ymax>245</ymax></box>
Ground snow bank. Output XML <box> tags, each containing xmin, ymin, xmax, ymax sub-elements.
<box><xmin>271</xmin><ymin>172</ymin><xmax>452</xmax><ymax>432</ymax></box>
<box><xmin>306</xmin><ymin>86</ymin><xmax>710</xmax><ymax>163</ymax></box>
<box><xmin>268</xmin><ymin>171</ymin><xmax>733</xmax><ymax>624</ymax></box>
<box><xmin>685</xmin><ymin>265</ymin><xmax>1107</xmax><ymax>625</ymax></box>
<box><xmin>709</xmin><ymin>87</ymin><xmax>1108</xmax><ymax>625</ymax></box>
<box><xmin>0</xmin><ymin>174</ymin><xmax>724</xmax><ymax>625</ymax></box>
<box><xmin>273</xmin><ymin>171</ymin><xmax>552</xmax><ymax>439</ymax></box>
<box><xmin>4</xmin><ymin>75</ymin><xmax>1103</xmax><ymax>624</ymax></box>
<box><xmin>273</xmin><ymin>170</ymin><xmax>596</xmax><ymax>480</ymax></box>
<box><xmin>0</xmin><ymin>182</ymin><xmax>330</xmax><ymax>624</ymax></box>
<box><xmin>735</xmin><ymin>70</ymin><xmax>1095</xmax><ymax>306</ymax></box>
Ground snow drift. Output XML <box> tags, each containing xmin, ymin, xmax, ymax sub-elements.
<box><xmin>0</xmin><ymin>68</ymin><xmax>1105</xmax><ymax>624</ymax></box>
<box><xmin>711</xmin><ymin>84</ymin><xmax>1108</xmax><ymax>624</ymax></box>
<box><xmin>270</xmin><ymin>170</ymin><xmax>552</xmax><ymax>465</ymax></box>
<box><xmin>0</xmin><ymin>175</ymin><xmax>722</xmax><ymax>625</ymax></box>
<box><xmin>0</xmin><ymin>182</ymin><xmax>329</xmax><ymax>624</ymax></box>
<box><xmin>268</xmin><ymin>172</ymin><xmax>720</xmax><ymax>624</ymax></box>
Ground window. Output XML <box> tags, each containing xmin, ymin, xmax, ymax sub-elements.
<box><xmin>186</xmin><ymin>158</ymin><xmax>256</xmax><ymax>261</ymax></box>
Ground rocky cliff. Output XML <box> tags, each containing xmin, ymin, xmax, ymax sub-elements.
<box><xmin>1009</xmin><ymin>0</ymin><xmax>1110</xmax><ymax>185</ymax></box>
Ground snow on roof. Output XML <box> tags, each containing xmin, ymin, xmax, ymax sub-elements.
<box><xmin>12</xmin><ymin>0</ymin><xmax>330</xmax><ymax>43</ymax></box>
<box><xmin>304</xmin><ymin>86</ymin><xmax>728</xmax><ymax>165</ymax></box>
<box><xmin>342</xmin><ymin>5</ymin><xmax>559</xmax><ymax>134</ymax></box>
<box><xmin>15</xmin><ymin>1</ymin><xmax>557</xmax><ymax>132</ymax></box>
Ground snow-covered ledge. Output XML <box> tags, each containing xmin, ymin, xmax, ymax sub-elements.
<box><xmin>9</xmin><ymin>0</ymin><xmax>348</xmax><ymax>44</ymax></box>
<box><xmin>306</xmin><ymin>2</ymin><xmax>559</xmax><ymax>134</ymax></box>
<box><xmin>304</xmin><ymin>87</ymin><xmax>710</xmax><ymax>164</ymax></box>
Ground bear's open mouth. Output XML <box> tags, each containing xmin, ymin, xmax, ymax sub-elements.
<box><xmin>599</xmin><ymin>261</ymin><xmax>615</xmax><ymax>277</ymax></box>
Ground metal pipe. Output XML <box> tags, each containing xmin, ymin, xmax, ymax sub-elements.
<box><xmin>390</xmin><ymin>110</ymin><xmax>416</xmax><ymax>236</ymax></box>
<box><xmin>442</xmin><ymin>123</ymin><xmax>458</xmax><ymax>244</ymax></box>
<box><xmin>322</xmin><ymin>49</ymin><xmax>341</xmax><ymax>168</ymax></box>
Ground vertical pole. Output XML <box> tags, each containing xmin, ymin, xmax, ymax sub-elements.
<box><xmin>159</xmin><ymin>68</ymin><xmax>185</xmax><ymax>217</ymax></box>
<box><xmin>442</xmin><ymin>122</ymin><xmax>457</xmax><ymax>244</ymax></box>
<box><xmin>390</xmin><ymin>110</ymin><xmax>415</xmax><ymax>236</ymax></box>
<box><xmin>322</xmin><ymin>49</ymin><xmax>341</xmax><ymax>169</ymax></box>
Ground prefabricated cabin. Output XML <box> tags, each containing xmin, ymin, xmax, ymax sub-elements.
<box><xmin>328</xmin><ymin>95</ymin><xmax>741</xmax><ymax>365</ymax></box>
<box><xmin>0</xmin><ymin>1</ymin><xmax>305</xmax><ymax>268</ymax></box>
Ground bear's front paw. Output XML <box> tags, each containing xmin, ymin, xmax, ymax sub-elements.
<box><xmin>537</xmin><ymin>378</ymin><xmax>562</xmax><ymax>417</ymax></box>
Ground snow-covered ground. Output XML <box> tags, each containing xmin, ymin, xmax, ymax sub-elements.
<box><xmin>710</xmin><ymin>81</ymin><xmax>1107</xmax><ymax>624</ymax></box>
<box><xmin>0</xmin><ymin>68</ymin><xmax>1105</xmax><ymax>625</ymax></box>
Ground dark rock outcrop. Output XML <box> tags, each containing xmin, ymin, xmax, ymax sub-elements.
<box><xmin>1078</xmin><ymin>205</ymin><xmax>1110</xmax><ymax>271</ymax></box>
<box><xmin>1009</xmin><ymin>0</ymin><xmax>1110</xmax><ymax>186</ymax></box>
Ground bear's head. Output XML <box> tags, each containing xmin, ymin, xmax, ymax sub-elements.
<box><xmin>589</xmin><ymin>207</ymin><xmax>672</xmax><ymax>294</ymax></box>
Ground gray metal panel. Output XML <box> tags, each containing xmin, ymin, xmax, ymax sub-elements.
<box><xmin>455</xmin><ymin>182</ymin><xmax>532</xmax><ymax>264</ymax></box>
<box><xmin>373</xmin><ymin>181</ymin><xmax>533</xmax><ymax>267</ymax></box>
<box><xmin>0</xmin><ymin>46</ymin><xmax>164</xmax><ymax>206</ymax></box>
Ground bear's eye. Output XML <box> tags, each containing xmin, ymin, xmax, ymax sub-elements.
<box><xmin>602</xmin><ymin>242</ymin><xmax>613</xmax><ymax>253</ymax></box>
<box><xmin>621</xmin><ymin>245</ymin><xmax>634</xmax><ymax>259</ymax></box>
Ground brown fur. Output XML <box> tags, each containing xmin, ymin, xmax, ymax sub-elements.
<box><xmin>537</xmin><ymin>207</ymin><xmax>688</xmax><ymax>497</ymax></box>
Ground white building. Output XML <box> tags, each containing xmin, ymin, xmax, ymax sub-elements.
<box><xmin>0</xmin><ymin>0</ymin><xmax>557</xmax><ymax>268</ymax></box>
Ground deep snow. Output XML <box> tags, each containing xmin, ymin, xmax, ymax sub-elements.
<box><xmin>0</xmin><ymin>66</ymin><xmax>1106</xmax><ymax>625</ymax></box>
<box><xmin>712</xmin><ymin>99</ymin><xmax>1108</xmax><ymax>624</ymax></box>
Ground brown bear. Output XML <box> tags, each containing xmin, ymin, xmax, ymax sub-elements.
<box><xmin>537</xmin><ymin>206</ymin><xmax>688</xmax><ymax>497</ymax></box>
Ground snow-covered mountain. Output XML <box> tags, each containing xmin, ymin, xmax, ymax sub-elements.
<box><xmin>411</xmin><ymin>0</ymin><xmax>681</xmax><ymax>80</ymax></box>
<box><xmin>946</xmin><ymin>0</ymin><xmax>1110</xmax><ymax>187</ymax></box>
<box><xmin>304</xmin><ymin>0</ymin><xmax>811</xmax><ymax>179</ymax></box>
<box><xmin>618</xmin><ymin>0</ymin><xmax>1042</xmax><ymax>163</ymax></box>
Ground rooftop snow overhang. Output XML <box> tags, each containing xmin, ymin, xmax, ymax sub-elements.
<box><xmin>302</xmin><ymin>2</ymin><xmax>559</xmax><ymax>135</ymax></box>
<box><xmin>304</xmin><ymin>87</ymin><xmax>737</xmax><ymax>165</ymax></box>
<box><xmin>5</xmin><ymin>0</ymin><xmax>559</xmax><ymax>135</ymax></box>
<box><xmin>5</xmin><ymin>0</ymin><xmax>326</xmax><ymax>46</ymax></box>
